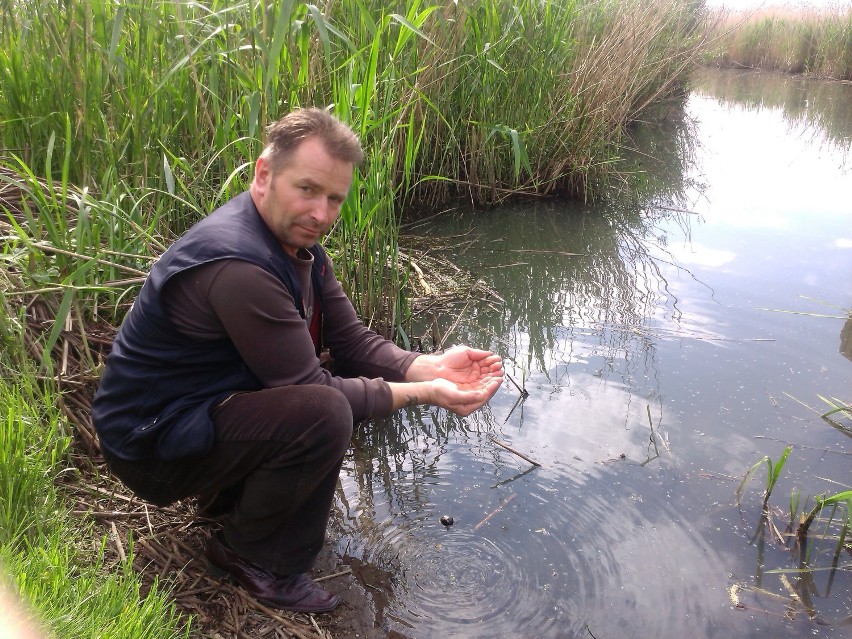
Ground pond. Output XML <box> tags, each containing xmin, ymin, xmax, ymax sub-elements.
<box><xmin>332</xmin><ymin>68</ymin><xmax>852</xmax><ymax>638</ymax></box>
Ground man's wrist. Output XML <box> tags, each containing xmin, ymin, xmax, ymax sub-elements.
<box><xmin>389</xmin><ymin>380</ymin><xmax>432</xmax><ymax>410</ymax></box>
<box><xmin>405</xmin><ymin>353</ymin><xmax>440</xmax><ymax>382</ymax></box>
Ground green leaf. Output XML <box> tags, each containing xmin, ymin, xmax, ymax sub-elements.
<box><xmin>264</xmin><ymin>0</ymin><xmax>295</xmax><ymax>92</ymax></box>
<box><xmin>817</xmin><ymin>491</ymin><xmax>852</xmax><ymax>508</ymax></box>
<box><xmin>107</xmin><ymin>6</ymin><xmax>127</xmax><ymax>69</ymax></box>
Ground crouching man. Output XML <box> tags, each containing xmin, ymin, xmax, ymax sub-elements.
<box><xmin>92</xmin><ymin>107</ymin><xmax>503</xmax><ymax>613</ymax></box>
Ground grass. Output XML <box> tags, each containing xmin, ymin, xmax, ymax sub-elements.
<box><xmin>736</xmin><ymin>394</ymin><xmax>852</xmax><ymax>613</ymax></box>
<box><xmin>0</xmin><ymin>360</ymin><xmax>187</xmax><ymax>639</ymax></box>
<box><xmin>737</xmin><ymin>445</ymin><xmax>792</xmax><ymax>510</ymax></box>
<box><xmin>0</xmin><ymin>0</ymin><xmax>714</xmax><ymax>327</ymax></box>
<box><xmin>704</xmin><ymin>3</ymin><xmax>852</xmax><ymax>80</ymax></box>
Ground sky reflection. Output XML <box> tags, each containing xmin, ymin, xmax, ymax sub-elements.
<box><xmin>338</xmin><ymin>69</ymin><xmax>852</xmax><ymax>638</ymax></box>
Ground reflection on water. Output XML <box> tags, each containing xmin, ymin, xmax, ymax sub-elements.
<box><xmin>333</xmin><ymin>69</ymin><xmax>852</xmax><ymax>638</ymax></box>
<box><xmin>694</xmin><ymin>67</ymin><xmax>852</xmax><ymax>160</ymax></box>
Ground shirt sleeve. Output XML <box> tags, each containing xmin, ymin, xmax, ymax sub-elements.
<box><xmin>319</xmin><ymin>257</ymin><xmax>421</xmax><ymax>379</ymax></box>
<box><xmin>171</xmin><ymin>259</ymin><xmax>407</xmax><ymax>421</ymax></box>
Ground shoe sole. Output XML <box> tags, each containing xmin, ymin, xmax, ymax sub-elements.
<box><xmin>258</xmin><ymin>594</ymin><xmax>341</xmax><ymax>614</ymax></box>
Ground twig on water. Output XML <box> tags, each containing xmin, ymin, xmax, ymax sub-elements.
<box><xmin>585</xmin><ymin>624</ymin><xmax>600</xmax><ymax>639</ymax></box>
<box><xmin>475</xmin><ymin>493</ymin><xmax>517</xmax><ymax>530</ymax></box>
<box><xmin>647</xmin><ymin>405</ymin><xmax>660</xmax><ymax>456</ymax></box>
<box><xmin>503</xmin><ymin>393</ymin><xmax>526</xmax><ymax>424</ymax></box>
<box><xmin>488</xmin><ymin>435</ymin><xmax>541</xmax><ymax>467</ymax></box>
<box><xmin>492</xmin><ymin>464</ymin><xmax>538</xmax><ymax>489</ymax></box>
<box><xmin>505</xmin><ymin>372</ymin><xmax>529</xmax><ymax>398</ymax></box>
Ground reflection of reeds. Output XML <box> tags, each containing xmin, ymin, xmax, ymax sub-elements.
<box><xmin>411</xmin><ymin>92</ymin><xmax>703</xmax><ymax>377</ymax></box>
<box><xmin>418</xmin><ymin>197</ymin><xmax>697</xmax><ymax>382</ymax></box>
<box><xmin>692</xmin><ymin>67</ymin><xmax>852</xmax><ymax>160</ymax></box>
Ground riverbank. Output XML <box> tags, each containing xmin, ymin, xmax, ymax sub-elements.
<box><xmin>704</xmin><ymin>3</ymin><xmax>852</xmax><ymax>80</ymax></box>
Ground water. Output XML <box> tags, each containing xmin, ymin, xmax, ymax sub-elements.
<box><xmin>332</xmin><ymin>69</ymin><xmax>852</xmax><ymax>638</ymax></box>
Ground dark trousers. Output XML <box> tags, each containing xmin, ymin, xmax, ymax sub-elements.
<box><xmin>105</xmin><ymin>385</ymin><xmax>353</xmax><ymax>575</ymax></box>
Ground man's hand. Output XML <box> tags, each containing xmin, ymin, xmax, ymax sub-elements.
<box><xmin>392</xmin><ymin>345</ymin><xmax>504</xmax><ymax>416</ymax></box>
<box><xmin>405</xmin><ymin>345</ymin><xmax>504</xmax><ymax>386</ymax></box>
<box><xmin>428</xmin><ymin>375</ymin><xmax>503</xmax><ymax>416</ymax></box>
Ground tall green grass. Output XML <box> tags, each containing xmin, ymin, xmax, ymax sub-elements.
<box><xmin>705</xmin><ymin>4</ymin><xmax>852</xmax><ymax>80</ymax></box>
<box><xmin>1</xmin><ymin>0</ymin><xmax>712</xmax><ymax>333</ymax></box>
<box><xmin>0</xmin><ymin>357</ymin><xmax>187</xmax><ymax>638</ymax></box>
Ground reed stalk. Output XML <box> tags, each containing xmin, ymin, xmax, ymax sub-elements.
<box><xmin>1</xmin><ymin>0</ymin><xmax>712</xmax><ymax>335</ymax></box>
<box><xmin>736</xmin><ymin>445</ymin><xmax>792</xmax><ymax>510</ymax></box>
<box><xmin>704</xmin><ymin>4</ymin><xmax>852</xmax><ymax>80</ymax></box>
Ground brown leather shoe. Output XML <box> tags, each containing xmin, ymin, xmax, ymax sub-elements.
<box><xmin>205</xmin><ymin>533</ymin><xmax>341</xmax><ymax>613</ymax></box>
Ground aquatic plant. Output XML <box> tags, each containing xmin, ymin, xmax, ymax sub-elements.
<box><xmin>704</xmin><ymin>4</ymin><xmax>852</xmax><ymax>80</ymax></box>
<box><xmin>733</xmin><ymin>435</ymin><xmax>850</xmax><ymax>627</ymax></box>
<box><xmin>737</xmin><ymin>442</ymin><xmax>851</xmax><ymax>542</ymax></box>
<box><xmin>736</xmin><ymin>392</ymin><xmax>852</xmax><ymax>575</ymax></box>
<box><xmin>736</xmin><ymin>445</ymin><xmax>792</xmax><ymax>510</ymax></box>
<box><xmin>797</xmin><ymin>490</ymin><xmax>852</xmax><ymax>541</ymax></box>
<box><xmin>819</xmin><ymin>395</ymin><xmax>852</xmax><ymax>421</ymax></box>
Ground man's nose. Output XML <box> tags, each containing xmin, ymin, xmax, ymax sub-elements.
<box><xmin>309</xmin><ymin>200</ymin><xmax>331</xmax><ymax>225</ymax></box>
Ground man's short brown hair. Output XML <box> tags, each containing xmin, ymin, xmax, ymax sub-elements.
<box><xmin>260</xmin><ymin>108</ymin><xmax>364</xmax><ymax>174</ymax></box>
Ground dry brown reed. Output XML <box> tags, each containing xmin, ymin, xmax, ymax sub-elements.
<box><xmin>705</xmin><ymin>3</ymin><xmax>852</xmax><ymax>80</ymax></box>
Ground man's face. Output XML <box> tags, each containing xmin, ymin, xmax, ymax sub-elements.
<box><xmin>251</xmin><ymin>136</ymin><xmax>354</xmax><ymax>257</ymax></box>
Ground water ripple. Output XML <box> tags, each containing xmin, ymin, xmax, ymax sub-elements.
<box><xmin>337</xmin><ymin>424</ymin><xmax>734</xmax><ymax>638</ymax></box>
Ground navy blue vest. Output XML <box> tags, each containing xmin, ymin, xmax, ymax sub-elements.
<box><xmin>91</xmin><ymin>191</ymin><xmax>326</xmax><ymax>461</ymax></box>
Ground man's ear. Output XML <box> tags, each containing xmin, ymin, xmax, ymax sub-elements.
<box><xmin>254</xmin><ymin>156</ymin><xmax>271</xmax><ymax>188</ymax></box>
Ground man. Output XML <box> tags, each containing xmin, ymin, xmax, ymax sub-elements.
<box><xmin>91</xmin><ymin>108</ymin><xmax>503</xmax><ymax>614</ymax></box>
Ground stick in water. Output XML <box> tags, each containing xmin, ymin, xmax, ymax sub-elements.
<box><xmin>475</xmin><ymin>493</ymin><xmax>517</xmax><ymax>530</ymax></box>
<box><xmin>505</xmin><ymin>373</ymin><xmax>529</xmax><ymax>398</ymax></box>
<box><xmin>489</xmin><ymin>435</ymin><xmax>541</xmax><ymax>466</ymax></box>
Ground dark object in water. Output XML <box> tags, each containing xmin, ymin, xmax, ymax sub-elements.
<box><xmin>440</xmin><ymin>515</ymin><xmax>454</xmax><ymax>526</ymax></box>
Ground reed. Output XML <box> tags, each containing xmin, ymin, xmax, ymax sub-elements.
<box><xmin>737</xmin><ymin>445</ymin><xmax>792</xmax><ymax>510</ymax></box>
<box><xmin>0</xmin><ymin>0</ymin><xmax>712</xmax><ymax>335</ymax></box>
<box><xmin>704</xmin><ymin>4</ymin><xmax>852</xmax><ymax>80</ymax></box>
